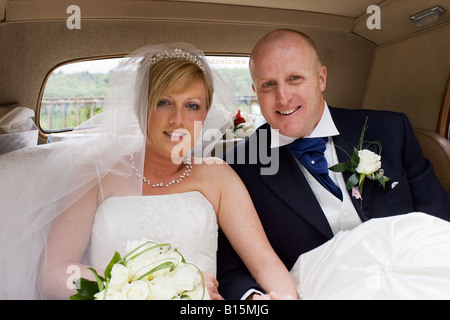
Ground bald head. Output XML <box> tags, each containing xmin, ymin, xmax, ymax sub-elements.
<box><xmin>249</xmin><ymin>29</ymin><xmax>322</xmax><ymax>76</ymax></box>
<box><xmin>248</xmin><ymin>29</ymin><xmax>328</xmax><ymax>138</ymax></box>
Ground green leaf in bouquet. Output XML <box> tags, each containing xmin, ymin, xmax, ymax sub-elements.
<box><xmin>124</xmin><ymin>241</ymin><xmax>169</xmax><ymax>263</ymax></box>
<box><xmin>104</xmin><ymin>251</ymin><xmax>122</xmax><ymax>280</ymax></box>
<box><xmin>135</xmin><ymin>261</ymin><xmax>176</xmax><ymax>281</ymax></box>
<box><xmin>70</xmin><ymin>277</ymin><xmax>100</xmax><ymax>300</ymax></box>
<box><xmin>88</xmin><ymin>267</ymin><xmax>105</xmax><ymax>292</ymax></box>
<box><xmin>198</xmin><ymin>268</ymin><xmax>208</xmax><ymax>300</ymax></box>
<box><xmin>185</xmin><ymin>262</ymin><xmax>208</xmax><ymax>300</ymax></box>
<box><xmin>174</xmin><ymin>248</ymin><xmax>186</xmax><ymax>263</ymax></box>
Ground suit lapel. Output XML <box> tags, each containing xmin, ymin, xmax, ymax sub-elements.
<box><xmin>259</xmin><ymin>142</ymin><xmax>334</xmax><ymax>239</ymax></box>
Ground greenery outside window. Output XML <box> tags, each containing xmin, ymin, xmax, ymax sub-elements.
<box><xmin>38</xmin><ymin>56</ymin><xmax>259</xmax><ymax>134</ymax></box>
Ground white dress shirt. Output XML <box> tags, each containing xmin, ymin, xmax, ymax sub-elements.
<box><xmin>270</xmin><ymin>102</ymin><xmax>362</xmax><ymax>234</ymax></box>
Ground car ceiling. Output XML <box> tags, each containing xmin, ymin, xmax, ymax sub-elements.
<box><xmin>1</xmin><ymin>0</ymin><xmax>449</xmax><ymax>45</ymax></box>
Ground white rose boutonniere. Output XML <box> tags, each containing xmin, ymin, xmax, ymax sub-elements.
<box><xmin>356</xmin><ymin>149</ymin><xmax>381</xmax><ymax>175</ymax></box>
<box><xmin>224</xmin><ymin>109</ymin><xmax>256</xmax><ymax>139</ymax></box>
<box><xmin>329</xmin><ymin>117</ymin><xmax>390</xmax><ymax>205</ymax></box>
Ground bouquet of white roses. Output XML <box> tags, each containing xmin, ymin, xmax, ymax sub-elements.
<box><xmin>70</xmin><ymin>239</ymin><xmax>209</xmax><ymax>300</ymax></box>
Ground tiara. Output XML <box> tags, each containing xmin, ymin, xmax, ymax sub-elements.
<box><xmin>149</xmin><ymin>48</ymin><xmax>206</xmax><ymax>72</ymax></box>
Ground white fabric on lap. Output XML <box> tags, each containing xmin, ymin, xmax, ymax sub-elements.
<box><xmin>291</xmin><ymin>212</ymin><xmax>450</xmax><ymax>299</ymax></box>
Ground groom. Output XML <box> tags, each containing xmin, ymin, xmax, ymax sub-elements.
<box><xmin>217</xmin><ymin>29</ymin><xmax>450</xmax><ymax>299</ymax></box>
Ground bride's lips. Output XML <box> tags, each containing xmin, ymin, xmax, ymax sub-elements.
<box><xmin>277</xmin><ymin>105</ymin><xmax>301</xmax><ymax>115</ymax></box>
<box><xmin>163</xmin><ymin>130</ymin><xmax>186</xmax><ymax>141</ymax></box>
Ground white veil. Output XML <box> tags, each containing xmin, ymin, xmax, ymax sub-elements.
<box><xmin>0</xmin><ymin>43</ymin><xmax>233</xmax><ymax>299</ymax></box>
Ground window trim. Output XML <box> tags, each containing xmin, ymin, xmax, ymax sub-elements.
<box><xmin>36</xmin><ymin>54</ymin><xmax>125</xmax><ymax>139</ymax></box>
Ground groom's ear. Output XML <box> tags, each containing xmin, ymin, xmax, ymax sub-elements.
<box><xmin>319</xmin><ymin>66</ymin><xmax>327</xmax><ymax>92</ymax></box>
<box><xmin>252</xmin><ymin>83</ymin><xmax>256</xmax><ymax>93</ymax></box>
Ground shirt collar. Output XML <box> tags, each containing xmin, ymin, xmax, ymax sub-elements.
<box><xmin>270</xmin><ymin>101</ymin><xmax>340</xmax><ymax>148</ymax></box>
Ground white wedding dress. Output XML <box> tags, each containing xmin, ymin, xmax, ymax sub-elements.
<box><xmin>90</xmin><ymin>191</ymin><xmax>218</xmax><ymax>276</ymax></box>
<box><xmin>291</xmin><ymin>212</ymin><xmax>450</xmax><ymax>300</ymax></box>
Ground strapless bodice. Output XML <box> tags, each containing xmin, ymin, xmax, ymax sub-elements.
<box><xmin>90</xmin><ymin>191</ymin><xmax>218</xmax><ymax>276</ymax></box>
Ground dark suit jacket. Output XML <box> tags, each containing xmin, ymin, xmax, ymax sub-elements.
<box><xmin>217</xmin><ymin>106</ymin><xmax>450</xmax><ymax>300</ymax></box>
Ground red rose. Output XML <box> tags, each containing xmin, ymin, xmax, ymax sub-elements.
<box><xmin>233</xmin><ymin>110</ymin><xmax>246</xmax><ymax>127</ymax></box>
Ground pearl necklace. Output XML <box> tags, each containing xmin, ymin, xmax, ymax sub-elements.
<box><xmin>130</xmin><ymin>154</ymin><xmax>192</xmax><ymax>188</ymax></box>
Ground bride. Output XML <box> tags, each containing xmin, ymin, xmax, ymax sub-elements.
<box><xmin>29</xmin><ymin>43</ymin><xmax>297</xmax><ymax>300</ymax></box>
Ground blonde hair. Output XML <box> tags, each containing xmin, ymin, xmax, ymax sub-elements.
<box><xmin>147</xmin><ymin>58</ymin><xmax>213</xmax><ymax>115</ymax></box>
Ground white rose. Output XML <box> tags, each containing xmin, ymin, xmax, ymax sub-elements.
<box><xmin>121</xmin><ymin>280</ymin><xmax>151</xmax><ymax>300</ymax></box>
<box><xmin>162</xmin><ymin>250</ymin><xmax>183</xmax><ymax>265</ymax></box>
<box><xmin>149</xmin><ymin>250</ymin><xmax>182</xmax><ymax>279</ymax></box>
<box><xmin>356</xmin><ymin>149</ymin><xmax>381</xmax><ymax>174</ymax></box>
<box><xmin>126</xmin><ymin>246</ymin><xmax>164</xmax><ymax>280</ymax></box>
<box><xmin>108</xmin><ymin>264</ymin><xmax>129</xmax><ymax>291</ymax></box>
<box><xmin>170</xmin><ymin>264</ymin><xmax>200</xmax><ymax>294</ymax></box>
<box><xmin>127</xmin><ymin>254</ymin><xmax>159</xmax><ymax>281</ymax></box>
<box><xmin>127</xmin><ymin>247</ymin><xmax>182</xmax><ymax>281</ymax></box>
<box><xmin>148</xmin><ymin>276</ymin><xmax>177</xmax><ymax>300</ymax></box>
<box><xmin>243</xmin><ymin>127</ymin><xmax>255</xmax><ymax>138</ymax></box>
<box><xmin>94</xmin><ymin>288</ymin><xmax>123</xmax><ymax>300</ymax></box>
<box><xmin>234</xmin><ymin>128</ymin><xmax>245</xmax><ymax>138</ymax></box>
<box><xmin>183</xmin><ymin>285</ymin><xmax>210</xmax><ymax>300</ymax></box>
<box><xmin>225</xmin><ymin>130</ymin><xmax>238</xmax><ymax>139</ymax></box>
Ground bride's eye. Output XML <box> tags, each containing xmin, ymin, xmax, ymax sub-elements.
<box><xmin>186</xmin><ymin>103</ymin><xmax>200</xmax><ymax>110</ymax></box>
<box><xmin>157</xmin><ymin>99</ymin><xmax>170</xmax><ymax>107</ymax></box>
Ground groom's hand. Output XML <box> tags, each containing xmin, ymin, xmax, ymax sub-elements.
<box><xmin>203</xmin><ymin>271</ymin><xmax>224</xmax><ymax>300</ymax></box>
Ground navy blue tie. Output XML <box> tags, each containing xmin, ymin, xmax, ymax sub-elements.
<box><xmin>287</xmin><ymin>137</ymin><xmax>343</xmax><ymax>200</ymax></box>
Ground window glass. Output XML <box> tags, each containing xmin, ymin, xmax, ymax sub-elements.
<box><xmin>39</xmin><ymin>58</ymin><xmax>120</xmax><ymax>132</ymax></box>
<box><xmin>39</xmin><ymin>55</ymin><xmax>259</xmax><ymax>133</ymax></box>
<box><xmin>205</xmin><ymin>56</ymin><xmax>260</xmax><ymax>115</ymax></box>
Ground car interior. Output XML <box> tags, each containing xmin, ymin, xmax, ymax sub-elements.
<box><xmin>0</xmin><ymin>0</ymin><xmax>450</xmax><ymax>302</ymax></box>
<box><xmin>1</xmin><ymin>0</ymin><xmax>448</xmax><ymax>190</ymax></box>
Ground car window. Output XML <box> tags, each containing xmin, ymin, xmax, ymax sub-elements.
<box><xmin>38</xmin><ymin>55</ymin><xmax>259</xmax><ymax>133</ymax></box>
